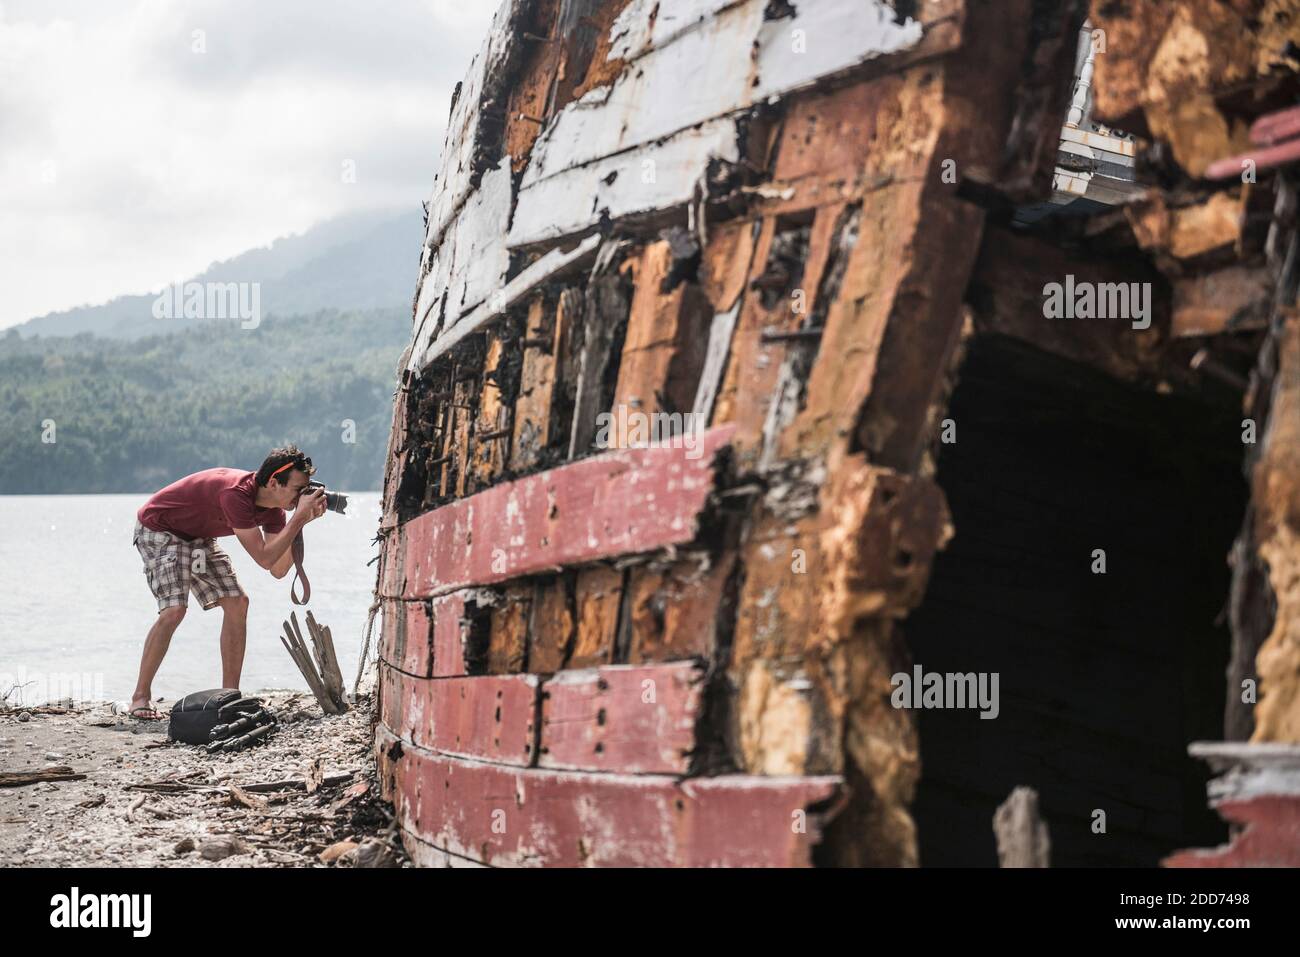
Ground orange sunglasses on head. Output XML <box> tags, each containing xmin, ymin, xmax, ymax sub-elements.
<box><xmin>270</xmin><ymin>461</ymin><xmax>308</xmax><ymax>492</ymax></box>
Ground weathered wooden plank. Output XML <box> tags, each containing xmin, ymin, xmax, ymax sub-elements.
<box><xmin>379</xmin><ymin>599</ymin><xmax>404</xmax><ymax>670</ymax></box>
<box><xmin>1172</xmin><ymin>265</ymin><xmax>1273</xmax><ymax>338</ymax></box>
<box><xmin>510</xmin><ymin>295</ymin><xmax>560</xmax><ymax>473</ymax></box>
<box><xmin>378</xmin><ymin>599</ymin><xmax>433</xmax><ymax>678</ymax></box>
<box><xmin>965</xmin><ymin>223</ymin><xmax>1183</xmax><ymax>386</ymax></box>
<box><xmin>522</xmin><ymin>0</ymin><xmax>924</xmax><ymax>186</ymax></box>
<box><xmin>1165</xmin><ymin>796</ymin><xmax>1300</xmax><ymax>868</ymax></box>
<box><xmin>1125</xmin><ymin>192</ymin><xmax>1244</xmax><ymax>265</ymax></box>
<box><xmin>626</xmin><ymin>553</ymin><xmax>735</xmax><ymax>663</ymax></box>
<box><xmin>502</xmin><ymin>0</ymin><xmax>564</xmax><ymax>172</ymax></box>
<box><xmin>488</xmin><ymin>584</ymin><xmax>531</xmax><ymax>674</ymax></box>
<box><xmin>570</xmin><ymin>565</ymin><xmax>624</xmax><ymax>668</ymax></box>
<box><xmin>377</xmin><ymin>660</ymin><xmax>538</xmax><ymax>764</ymax></box>
<box><xmin>415</xmin><ymin>157</ymin><xmax>514</xmax><ymax>349</ymax></box>
<box><xmin>375</xmin><ymin>724</ymin><xmax>841</xmax><ymax>867</ymax></box>
<box><xmin>402</xmin><ymin>425</ymin><xmax>735</xmax><ymax>598</ymax></box>
<box><xmin>527</xmin><ymin>574</ymin><xmax>575</xmax><ymax>674</ymax></box>
<box><xmin>410</xmin><ymin>234</ymin><xmax>601</xmax><ymax>372</ymax></box>
<box><xmin>568</xmin><ymin>256</ymin><xmax>634</xmax><ymax>458</ymax></box>
<box><xmin>431</xmin><ymin>592</ymin><xmax>471</xmax><ymax>678</ymax></box>
<box><xmin>539</xmin><ymin>661</ymin><xmax>704</xmax><ymax>773</ymax></box>
<box><xmin>470</xmin><ymin>332</ymin><xmax>509</xmax><ymax>486</ymax></box>
<box><xmin>378</xmin><ymin>663</ymin><xmax>539</xmax><ymax>766</ymax></box>
<box><xmin>378</xmin><ymin>526</ymin><xmax>406</xmax><ymax>599</ymax></box>
<box><xmin>609</xmin><ymin>239</ymin><xmax>714</xmax><ymax>434</ymax></box>
<box><xmin>508</xmin><ymin>118</ymin><xmax>741</xmax><ymax>249</ymax></box>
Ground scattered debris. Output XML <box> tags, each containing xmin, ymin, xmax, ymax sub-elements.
<box><xmin>0</xmin><ymin>766</ymin><xmax>86</xmax><ymax>788</ymax></box>
<box><xmin>319</xmin><ymin>840</ymin><xmax>358</xmax><ymax>863</ymax></box>
<box><xmin>199</xmin><ymin>836</ymin><xmax>251</xmax><ymax>861</ymax></box>
<box><xmin>0</xmin><ymin>691</ymin><xmax>404</xmax><ymax>868</ymax></box>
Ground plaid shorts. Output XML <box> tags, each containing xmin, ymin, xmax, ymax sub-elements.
<box><xmin>133</xmin><ymin>520</ymin><xmax>246</xmax><ymax>611</ymax></box>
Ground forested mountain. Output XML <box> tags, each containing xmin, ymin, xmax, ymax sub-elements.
<box><xmin>0</xmin><ymin>309</ymin><xmax>410</xmax><ymax>493</ymax></box>
<box><xmin>13</xmin><ymin>209</ymin><xmax>423</xmax><ymax>340</ymax></box>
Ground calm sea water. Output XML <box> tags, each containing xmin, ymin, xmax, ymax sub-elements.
<box><xmin>0</xmin><ymin>493</ymin><xmax>384</xmax><ymax>706</ymax></box>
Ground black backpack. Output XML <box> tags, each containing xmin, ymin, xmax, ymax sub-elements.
<box><xmin>168</xmin><ymin>688</ymin><xmax>260</xmax><ymax>744</ymax></box>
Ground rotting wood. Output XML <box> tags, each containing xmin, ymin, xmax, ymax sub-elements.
<box><xmin>527</xmin><ymin>574</ymin><xmax>575</xmax><ymax>674</ymax></box>
<box><xmin>510</xmin><ymin>295</ymin><xmax>560</xmax><ymax>473</ymax></box>
<box><xmin>487</xmin><ymin>584</ymin><xmax>532</xmax><ymax>674</ymax></box>
<box><xmin>570</xmin><ymin>565</ymin><xmax>624</xmax><ymax>669</ymax></box>
<box><xmin>625</xmin><ymin>553</ymin><xmax>735</xmax><ymax>664</ymax></box>
<box><xmin>568</xmin><ymin>246</ymin><xmax>635</xmax><ymax>458</ymax></box>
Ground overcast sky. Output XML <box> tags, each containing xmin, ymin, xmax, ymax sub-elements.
<box><xmin>0</xmin><ymin>0</ymin><xmax>497</xmax><ymax>328</ymax></box>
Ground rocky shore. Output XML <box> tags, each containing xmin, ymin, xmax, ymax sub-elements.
<box><xmin>0</xmin><ymin>690</ymin><xmax>406</xmax><ymax>867</ymax></box>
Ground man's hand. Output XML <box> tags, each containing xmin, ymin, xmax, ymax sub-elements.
<box><xmin>294</xmin><ymin>488</ymin><xmax>327</xmax><ymax>526</ymax></box>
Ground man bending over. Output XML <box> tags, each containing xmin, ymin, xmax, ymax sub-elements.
<box><xmin>127</xmin><ymin>445</ymin><xmax>326</xmax><ymax>719</ymax></box>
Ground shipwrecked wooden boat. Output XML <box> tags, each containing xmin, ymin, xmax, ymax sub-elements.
<box><xmin>373</xmin><ymin>0</ymin><xmax>1300</xmax><ymax>866</ymax></box>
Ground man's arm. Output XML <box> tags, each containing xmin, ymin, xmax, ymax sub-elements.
<box><xmin>231</xmin><ymin>489</ymin><xmax>324</xmax><ymax>576</ymax></box>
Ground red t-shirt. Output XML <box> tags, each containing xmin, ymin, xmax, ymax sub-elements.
<box><xmin>137</xmin><ymin>467</ymin><xmax>287</xmax><ymax>540</ymax></box>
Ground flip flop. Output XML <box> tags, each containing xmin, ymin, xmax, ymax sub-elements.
<box><xmin>128</xmin><ymin>705</ymin><xmax>165</xmax><ymax>721</ymax></box>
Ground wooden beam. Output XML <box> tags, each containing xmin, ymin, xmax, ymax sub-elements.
<box><xmin>375</xmin><ymin>724</ymin><xmax>841</xmax><ymax>867</ymax></box>
<box><xmin>539</xmin><ymin>662</ymin><xmax>705</xmax><ymax>773</ymax></box>
<box><xmin>402</xmin><ymin>425</ymin><xmax>735</xmax><ymax>598</ymax></box>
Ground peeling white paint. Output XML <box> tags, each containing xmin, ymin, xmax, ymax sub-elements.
<box><xmin>508</xmin><ymin>118</ymin><xmax>739</xmax><ymax>249</ymax></box>
<box><xmin>410</xmin><ymin>0</ymin><xmax>927</xmax><ymax>369</ymax></box>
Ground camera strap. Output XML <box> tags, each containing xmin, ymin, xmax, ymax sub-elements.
<box><xmin>290</xmin><ymin>531</ymin><xmax>311</xmax><ymax>605</ymax></box>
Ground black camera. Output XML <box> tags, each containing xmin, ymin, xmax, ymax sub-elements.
<box><xmin>305</xmin><ymin>480</ymin><xmax>348</xmax><ymax>515</ymax></box>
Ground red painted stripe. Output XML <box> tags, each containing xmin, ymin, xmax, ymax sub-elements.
<box><xmin>1164</xmin><ymin>795</ymin><xmax>1300</xmax><ymax>867</ymax></box>
<box><xmin>401</xmin><ymin>426</ymin><xmax>735</xmax><ymax>599</ymax></box>
<box><xmin>539</xmin><ymin>662</ymin><xmax>705</xmax><ymax>773</ymax></box>
<box><xmin>379</xmin><ymin>600</ymin><xmax>402</xmax><ymax>670</ymax></box>
<box><xmin>375</xmin><ymin>724</ymin><xmax>841</xmax><ymax>867</ymax></box>
<box><xmin>1251</xmin><ymin>105</ymin><xmax>1300</xmax><ymax>146</ymax></box>
<box><xmin>375</xmin><ymin>600</ymin><xmax>432</xmax><ymax>677</ymax></box>
<box><xmin>1205</xmin><ymin>138</ymin><xmax>1300</xmax><ymax>180</ymax></box>
<box><xmin>403</xmin><ymin>601</ymin><xmax>432</xmax><ymax>677</ymax></box>
<box><xmin>380</xmin><ymin>526</ymin><xmax>406</xmax><ymax>599</ymax></box>
<box><xmin>379</xmin><ymin>664</ymin><xmax>538</xmax><ymax>766</ymax></box>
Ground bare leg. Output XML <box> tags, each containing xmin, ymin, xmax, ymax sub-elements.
<box><xmin>131</xmin><ymin>605</ymin><xmax>187</xmax><ymax>712</ymax></box>
<box><xmin>217</xmin><ymin>595</ymin><xmax>250</xmax><ymax>689</ymax></box>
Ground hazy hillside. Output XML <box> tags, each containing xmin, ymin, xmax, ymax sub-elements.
<box><xmin>0</xmin><ymin>309</ymin><xmax>410</xmax><ymax>494</ymax></box>
<box><xmin>14</xmin><ymin>209</ymin><xmax>425</xmax><ymax>340</ymax></box>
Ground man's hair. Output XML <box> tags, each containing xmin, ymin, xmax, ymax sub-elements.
<box><xmin>255</xmin><ymin>445</ymin><xmax>316</xmax><ymax>487</ymax></box>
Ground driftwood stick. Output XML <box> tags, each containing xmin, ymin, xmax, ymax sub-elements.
<box><xmin>280</xmin><ymin>614</ymin><xmax>337</xmax><ymax>713</ymax></box>
<box><xmin>305</xmin><ymin>610</ymin><xmax>348</xmax><ymax>713</ymax></box>
<box><xmin>0</xmin><ymin>766</ymin><xmax>87</xmax><ymax>787</ymax></box>
<box><xmin>993</xmin><ymin>786</ymin><xmax>1051</xmax><ymax>868</ymax></box>
<box><xmin>293</xmin><ymin>611</ymin><xmax>339</xmax><ymax>712</ymax></box>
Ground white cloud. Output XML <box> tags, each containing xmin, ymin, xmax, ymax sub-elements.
<box><xmin>0</xmin><ymin>0</ymin><xmax>498</xmax><ymax>327</ymax></box>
